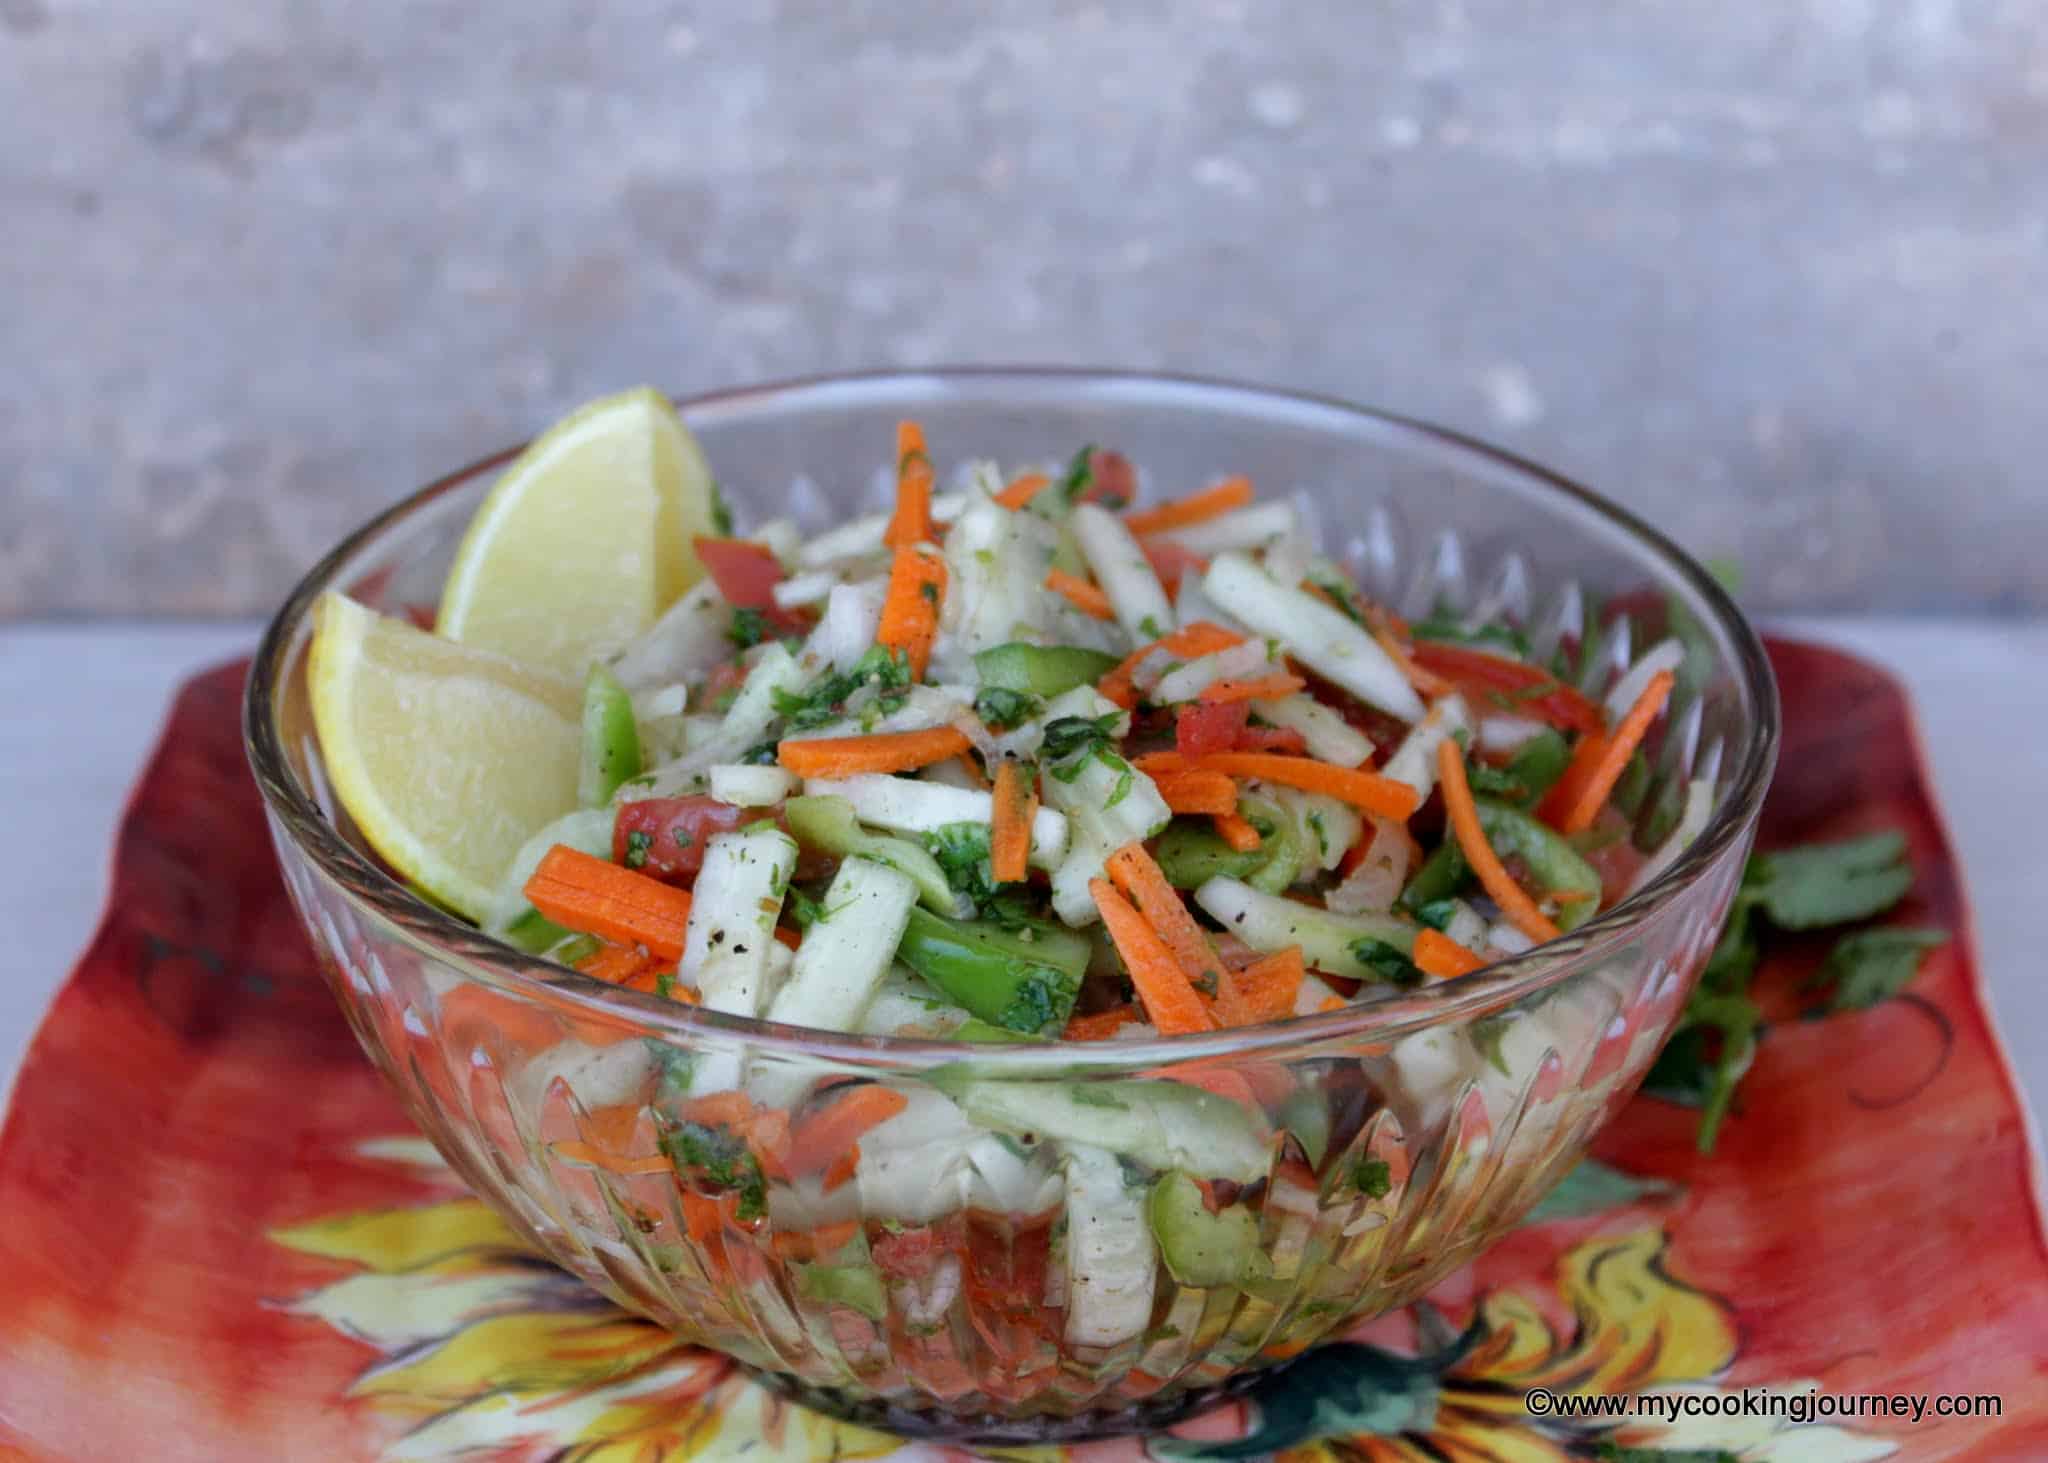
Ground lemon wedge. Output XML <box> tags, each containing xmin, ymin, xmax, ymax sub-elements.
<box><xmin>435</xmin><ymin>387</ymin><xmax>721</xmax><ymax>677</ymax></box>
<box><xmin>307</xmin><ymin>592</ymin><xmax>583</xmax><ymax>919</ymax></box>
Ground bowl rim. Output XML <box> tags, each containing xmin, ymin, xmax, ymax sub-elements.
<box><xmin>245</xmin><ymin>365</ymin><xmax>1780</xmax><ymax>1071</ymax></box>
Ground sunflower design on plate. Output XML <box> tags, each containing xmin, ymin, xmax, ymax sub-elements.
<box><xmin>270</xmin><ymin>1140</ymin><xmax>1892</xmax><ymax>1463</ymax></box>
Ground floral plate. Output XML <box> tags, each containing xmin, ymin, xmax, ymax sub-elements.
<box><xmin>1</xmin><ymin>639</ymin><xmax>2043</xmax><ymax>1462</ymax></box>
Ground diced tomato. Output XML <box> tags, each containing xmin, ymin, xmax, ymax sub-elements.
<box><xmin>1078</xmin><ymin>448</ymin><xmax>1137</xmax><ymax>508</ymax></box>
<box><xmin>613</xmin><ymin>798</ymin><xmax>756</xmax><ymax>881</ymax></box>
<box><xmin>870</xmin><ymin>1223</ymin><xmax>942</xmax><ymax>1281</ymax></box>
<box><xmin>701</xmin><ymin>658</ymin><xmax>750</xmax><ymax>706</ymax></box>
<box><xmin>1140</xmin><ymin>538</ymin><xmax>1207</xmax><ymax>594</ymax></box>
<box><xmin>692</xmin><ymin>537</ymin><xmax>786</xmax><ymax>610</ymax></box>
<box><xmin>1581</xmin><ymin>813</ymin><xmax>1650</xmax><ymax>906</ymax></box>
<box><xmin>403</xmin><ymin>603</ymin><xmax>437</xmax><ymax>631</ymax></box>
<box><xmin>1236</xmin><ymin>725</ymin><xmax>1307</xmax><ymax>755</ymax></box>
<box><xmin>1176</xmin><ymin>698</ymin><xmax>1250</xmax><ymax>756</ymax></box>
<box><xmin>1407</xmin><ymin>642</ymin><xmax>1605</xmax><ymax>734</ymax></box>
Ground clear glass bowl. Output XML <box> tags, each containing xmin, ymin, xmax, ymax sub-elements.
<box><xmin>245</xmin><ymin>369</ymin><xmax>1777</xmax><ymax>1443</ymax></box>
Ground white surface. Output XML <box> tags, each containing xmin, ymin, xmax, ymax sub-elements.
<box><xmin>3</xmin><ymin>618</ymin><xmax>2046</xmax><ymax>1128</ymax></box>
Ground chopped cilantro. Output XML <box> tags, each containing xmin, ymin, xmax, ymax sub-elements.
<box><xmin>973</xmin><ymin>686</ymin><xmax>1041</xmax><ymax>732</ymax></box>
<box><xmin>1041</xmin><ymin>713</ymin><xmax>1122</xmax><ymax>777</ymax></box>
<box><xmin>924</xmin><ymin>823</ymin><xmax>999</xmax><ymax>910</ymax></box>
<box><xmin>708</xmin><ymin>480</ymin><xmax>734</xmax><ymax>536</ymax></box>
<box><xmin>740</xmin><ymin>739</ymin><xmax>781</xmax><ymax>766</ymax></box>
<box><xmin>1408</xmin><ymin>607</ymin><xmax>1532</xmax><ymax>657</ymax></box>
<box><xmin>1350</xmin><ymin>937</ymin><xmax>1425</xmax><ymax>986</ymax></box>
<box><xmin>659</xmin><ymin>1120</ymin><xmax>766</xmax><ymax>1221</ymax></box>
<box><xmin>653</xmin><ymin>970</ymin><xmax>677</xmax><ymax>999</ymax></box>
<box><xmin>1139</xmin><ymin>614</ymin><xmax>1165</xmax><ymax>640</ymax></box>
<box><xmin>1056</xmin><ymin>444</ymin><xmax>1096</xmax><ymax>505</ymax></box>
<box><xmin>1349</xmin><ymin>1157</ymin><xmax>1392</xmax><ymax>1198</ymax></box>
<box><xmin>1411</xmin><ymin>898</ymin><xmax>1461</xmax><ymax>932</ymax></box>
<box><xmin>773</xmin><ymin>646</ymin><xmax>912</xmax><ymax>732</ymax></box>
<box><xmin>623</xmin><ymin>829</ymin><xmax>653</xmax><ymax>869</ymax></box>
<box><xmin>726</xmin><ymin>607</ymin><xmax>770</xmax><ymax>649</ymax></box>
<box><xmin>1102</xmin><ymin>755</ymin><xmax>1135</xmax><ymax>809</ymax></box>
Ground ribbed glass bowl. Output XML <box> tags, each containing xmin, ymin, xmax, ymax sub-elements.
<box><xmin>245</xmin><ymin>369</ymin><xmax>1777</xmax><ymax>1442</ymax></box>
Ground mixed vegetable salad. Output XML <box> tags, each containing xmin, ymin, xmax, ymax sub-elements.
<box><xmin>484</xmin><ymin>425</ymin><xmax>1696</xmax><ymax>1050</ymax></box>
<box><xmin>305</xmin><ymin>393</ymin><xmax>1950</xmax><ymax>1359</ymax></box>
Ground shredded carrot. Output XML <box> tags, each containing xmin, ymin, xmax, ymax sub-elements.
<box><xmin>884</xmin><ymin>420</ymin><xmax>934</xmax><ymax>548</ymax></box>
<box><xmin>1106</xmin><ymin>842</ymin><xmax>1225</xmax><ymax>994</ymax></box>
<box><xmin>1437</xmin><ymin>740</ymin><xmax>1561</xmax><ymax>944</ymax></box>
<box><xmin>1123</xmin><ymin>476</ymin><xmax>1253</xmax><ymax>536</ymax></box>
<box><xmin>1558</xmin><ymin>670</ymin><xmax>1675</xmax><ymax>834</ymax></box>
<box><xmin>1098</xmin><ymin>620</ymin><xmax>1246</xmax><ymax>708</ymax></box>
<box><xmin>1091</xmin><ymin>879</ymin><xmax>1217</xmax><ymax>1035</ymax></box>
<box><xmin>549</xmin><ymin>1139</ymin><xmax>672</xmax><ymax>1176</ymax></box>
<box><xmin>1065</xmin><ymin>1004</ymin><xmax>1139</xmax><ymax>1041</ymax></box>
<box><xmin>1317</xmin><ymin>994</ymin><xmax>1349</xmax><ymax>1013</ymax></box>
<box><xmin>820</xmin><ymin>1146</ymin><xmax>860</xmax><ymax>1193</ymax></box>
<box><xmin>1215</xmin><ymin>945</ymin><xmax>1305</xmax><ymax>1027</ymax></box>
<box><xmin>876</xmin><ymin>544</ymin><xmax>946</xmax><ymax>676</ymax></box>
<box><xmin>1414</xmin><ymin>928</ymin><xmax>1489</xmax><ymax>980</ymax></box>
<box><xmin>788</xmin><ymin>1085</ymin><xmax>908</xmax><ymax>1176</ymax></box>
<box><xmin>778</xmin><ymin>726</ymin><xmax>972</xmax><ymax>779</ymax></box>
<box><xmin>993</xmin><ymin>471</ymin><xmax>1050</xmax><ymax>510</ymax></box>
<box><xmin>1537</xmin><ymin>730</ymin><xmax>1609</xmax><ymax>828</ymax></box>
<box><xmin>1150</xmin><ymin>768</ymin><xmax>1240</xmax><ymax>816</ymax></box>
<box><xmin>680</xmin><ymin>1189</ymin><xmax>725</xmax><ymax>1243</ymax></box>
<box><xmin>773</xmin><ymin>1219</ymin><xmax>862</xmax><ymax>1258</ymax></box>
<box><xmin>1185</xmin><ymin>751</ymin><xmax>1422</xmax><ymax>822</ymax></box>
<box><xmin>576</xmin><ymin>941</ymin><xmax>656</xmax><ymax>986</ymax></box>
<box><xmin>681</xmin><ymin>1090</ymin><xmax>755</xmax><ymax>1129</ymax></box>
<box><xmin>1044</xmin><ymin>568</ymin><xmax>1116</xmax><ymax>620</ymax></box>
<box><xmin>1213</xmin><ymin>812</ymin><xmax>1264</xmax><ymax>851</ymax></box>
<box><xmin>1364</xmin><ymin>608</ymin><xmax>1456</xmax><ymax>699</ymax></box>
<box><xmin>1409</xmin><ymin>642</ymin><xmax>1606</xmax><ymax>735</ymax></box>
<box><xmin>1198</xmin><ymin>672</ymin><xmax>1307</xmax><ymax>704</ymax></box>
<box><xmin>990</xmin><ymin>760</ymin><xmax>1036</xmax><ymax>883</ymax></box>
<box><xmin>524</xmin><ymin>846</ymin><xmax>695</xmax><ymax>961</ymax></box>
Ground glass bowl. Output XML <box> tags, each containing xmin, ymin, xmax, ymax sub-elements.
<box><xmin>245</xmin><ymin>369</ymin><xmax>1777</xmax><ymax>1443</ymax></box>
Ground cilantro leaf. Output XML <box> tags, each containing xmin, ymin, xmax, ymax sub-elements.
<box><xmin>1805</xmin><ymin>926</ymin><xmax>1948</xmax><ymax>1014</ymax></box>
<box><xmin>973</xmin><ymin>686</ymin><xmax>1041</xmax><ymax>732</ymax></box>
<box><xmin>924</xmin><ymin>822</ymin><xmax>999</xmax><ymax>911</ymax></box>
<box><xmin>623</xmin><ymin>829</ymin><xmax>653</xmax><ymax>869</ymax></box>
<box><xmin>1745</xmin><ymin>831</ymin><xmax>1913</xmax><ymax>929</ymax></box>
<box><xmin>1408</xmin><ymin>607</ymin><xmax>1532</xmax><ymax>658</ymax></box>
<box><xmin>773</xmin><ymin>646</ymin><xmax>911</xmax><ymax>731</ymax></box>
<box><xmin>1348</xmin><ymin>1157</ymin><xmax>1392</xmax><ymax>1197</ymax></box>
<box><xmin>659</xmin><ymin>1120</ymin><xmax>766</xmax><ymax>1221</ymax></box>
<box><xmin>1057</xmin><ymin>444</ymin><xmax>1096</xmax><ymax>505</ymax></box>
<box><xmin>1350</xmin><ymin>937</ymin><xmax>1425</xmax><ymax>987</ymax></box>
<box><xmin>1041</xmin><ymin>713</ymin><xmax>1122</xmax><ymax>776</ymax></box>
<box><xmin>708</xmin><ymin>480</ymin><xmax>734</xmax><ymax>537</ymax></box>
<box><xmin>726</xmin><ymin>607</ymin><xmax>770</xmax><ymax>649</ymax></box>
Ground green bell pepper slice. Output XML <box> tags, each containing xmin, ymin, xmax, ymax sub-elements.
<box><xmin>578</xmin><ymin>663</ymin><xmax>642</xmax><ymax>807</ymax></box>
<box><xmin>973</xmin><ymin>642</ymin><xmax>1124</xmax><ymax>699</ymax></box>
<box><xmin>895</xmin><ymin>906</ymin><xmax>1088</xmax><ymax>1035</ymax></box>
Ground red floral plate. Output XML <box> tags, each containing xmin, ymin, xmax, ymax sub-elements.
<box><xmin>2</xmin><ymin>640</ymin><xmax>2044</xmax><ymax>1462</ymax></box>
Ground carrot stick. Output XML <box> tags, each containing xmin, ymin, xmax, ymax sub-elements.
<box><xmin>1409</xmin><ymin>642</ymin><xmax>1605</xmax><ymax>734</ymax></box>
<box><xmin>1215</xmin><ymin>945</ymin><xmax>1305</xmax><ymax>1027</ymax></box>
<box><xmin>1414</xmin><ymin>928</ymin><xmax>1489</xmax><ymax>980</ymax></box>
<box><xmin>1044</xmin><ymin>568</ymin><xmax>1116</xmax><ymax>620</ymax></box>
<box><xmin>820</xmin><ymin>1147</ymin><xmax>860</xmax><ymax>1192</ymax></box>
<box><xmin>788</xmin><ymin>1086</ymin><xmax>908</xmax><ymax>1176</ymax></box>
<box><xmin>681</xmin><ymin>1090</ymin><xmax>755</xmax><ymax>1129</ymax></box>
<box><xmin>1198</xmin><ymin>672</ymin><xmax>1307</xmax><ymax>704</ymax></box>
<box><xmin>884</xmin><ymin>420</ymin><xmax>934</xmax><ymax>548</ymax></box>
<box><xmin>993</xmin><ymin>472</ymin><xmax>1050</xmax><ymax>510</ymax></box>
<box><xmin>1437</xmin><ymin>740</ymin><xmax>1561</xmax><ymax>944</ymax></box>
<box><xmin>876</xmin><ymin>545</ymin><xmax>946</xmax><ymax>676</ymax></box>
<box><xmin>1212</xmin><ymin>812</ymin><xmax>1264</xmax><ymax>851</ymax></box>
<box><xmin>1064</xmin><ymin>1004</ymin><xmax>1139</xmax><ymax>1041</ymax></box>
<box><xmin>1558</xmin><ymin>670</ymin><xmax>1676</xmax><ymax>835</ymax></box>
<box><xmin>778</xmin><ymin>726</ymin><xmax>973</xmax><ymax>778</ymax></box>
<box><xmin>990</xmin><ymin>760</ymin><xmax>1036</xmax><ymax>883</ymax></box>
<box><xmin>1123</xmin><ymin>476</ymin><xmax>1253</xmax><ymax>536</ymax></box>
<box><xmin>1537</xmin><ymin>729</ymin><xmax>1610</xmax><ymax>829</ymax></box>
<box><xmin>1364</xmin><ymin>609</ymin><xmax>1456</xmax><ymax>699</ymax></box>
<box><xmin>953</xmin><ymin>749</ymin><xmax>992</xmax><ymax>789</ymax></box>
<box><xmin>524</xmin><ymin>846</ymin><xmax>695</xmax><ymax>961</ymax></box>
<box><xmin>549</xmin><ymin>1139</ymin><xmax>673</xmax><ymax>1176</ymax></box>
<box><xmin>1151</xmin><ymin>768</ymin><xmax>1239</xmax><ymax>816</ymax></box>
<box><xmin>1105</xmin><ymin>842</ymin><xmax>1225</xmax><ymax>994</ymax></box>
<box><xmin>1098</xmin><ymin>620</ymin><xmax>1247</xmax><ymax>708</ymax></box>
<box><xmin>1185</xmin><ymin>752</ymin><xmax>1422</xmax><ymax>822</ymax></box>
<box><xmin>576</xmin><ymin>941</ymin><xmax>656</xmax><ymax>986</ymax></box>
<box><xmin>1090</xmin><ymin>879</ymin><xmax>1217</xmax><ymax>1035</ymax></box>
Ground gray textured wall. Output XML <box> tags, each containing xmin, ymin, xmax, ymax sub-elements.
<box><xmin>5</xmin><ymin>1</ymin><xmax>2044</xmax><ymax>618</ymax></box>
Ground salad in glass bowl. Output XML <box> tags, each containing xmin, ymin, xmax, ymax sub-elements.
<box><xmin>249</xmin><ymin>372</ymin><xmax>1775</xmax><ymax>1441</ymax></box>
